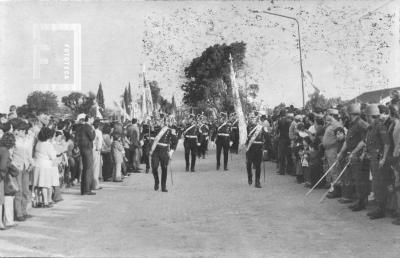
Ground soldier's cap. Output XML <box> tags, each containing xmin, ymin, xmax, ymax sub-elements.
<box><xmin>294</xmin><ymin>114</ymin><xmax>302</xmax><ymax>121</ymax></box>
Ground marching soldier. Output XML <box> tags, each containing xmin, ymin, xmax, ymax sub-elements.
<box><xmin>182</xmin><ymin>114</ymin><xmax>200</xmax><ymax>172</ymax></box>
<box><xmin>149</xmin><ymin>114</ymin><xmax>178</xmax><ymax>192</ymax></box>
<box><xmin>198</xmin><ymin>115</ymin><xmax>210</xmax><ymax>159</ymax></box>
<box><xmin>230</xmin><ymin>113</ymin><xmax>239</xmax><ymax>154</ymax></box>
<box><xmin>212</xmin><ymin>112</ymin><xmax>232</xmax><ymax>171</ymax></box>
<box><xmin>364</xmin><ymin>104</ymin><xmax>390</xmax><ymax>219</ymax></box>
<box><xmin>140</xmin><ymin>117</ymin><xmax>152</xmax><ymax>173</ymax></box>
<box><xmin>246</xmin><ymin>112</ymin><xmax>269</xmax><ymax>188</ymax></box>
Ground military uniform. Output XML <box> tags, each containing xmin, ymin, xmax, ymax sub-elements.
<box><xmin>150</xmin><ymin>125</ymin><xmax>178</xmax><ymax>192</ymax></box>
<box><xmin>230</xmin><ymin>119</ymin><xmax>239</xmax><ymax>154</ymax></box>
<box><xmin>246</xmin><ymin>123</ymin><xmax>269</xmax><ymax>188</ymax></box>
<box><xmin>212</xmin><ymin>118</ymin><xmax>231</xmax><ymax>170</ymax></box>
<box><xmin>365</xmin><ymin>117</ymin><xmax>390</xmax><ymax>218</ymax></box>
<box><xmin>343</xmin><ymin>116</ymin><xmax>369</xmax><ymax>210</ymax></box>
<box><xmin>182</xmin><ymin>122</ymin><xmax>200</xmax><ymax>172</ymax></box>
<box><xmin>198</xmin><ymin>122</ymin><xmax>210</xmax><ymax>159</ymax></box>
<box><xmin>140</xmin><ymin>123</ymin><xmax>152</xmax><ymax>173</ymax></box>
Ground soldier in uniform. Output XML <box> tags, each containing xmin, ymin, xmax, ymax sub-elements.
<box><xmin>363</xmin><ymin>104</ymin><xmax>390</xmax><ymax>219</ymax></box>
<box><xmin>149</xmin><ymin>114</ymin><xmax>178</xmax><ymax>192</ymax></box>
<box><xmin>198</xmin><ymin>114</ymin><xmax>210</xmax><ymax>159</ymax></box>
<box><xmin>337</xmin><ymin>103</ymin><xmax>369</xmax><ymax>211</ymax></box>
<box><xmin>212</xmin><ymin>112</ymin><xmax>232</xmax><ymax>171</ymax></box>
<box><xmin>140</xmin><ymin>117</ymin><xmax>152</xmax><ymax>173</ymax></box>
<box><xmin>230</xmin><ymin>113</ymin><xmax>239</xmax><ymax>154</ymax></box>
<box><xmin>246</xmin><ymin>112</ymin><xmax>269</xmax><ymax>188</ymax></box>
<box><xmin>182</xmin><ymin>114</ymin><xmax>200</xmax><ymax>172</ymax></box>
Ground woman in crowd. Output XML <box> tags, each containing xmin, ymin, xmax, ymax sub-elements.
<box><xmin>32</xmin><ymin>127</ymin><xmax>58</xmax><ymax>208</ymax></box>
<box><xmin>101</xmin><ymin>123</ymin><xmax>113</xmax><ymax>181</ymax></box>
<box><xmin>0</xmin><ymin>132</ymin><xmax>16</xmax><ymax>230</ymax></box>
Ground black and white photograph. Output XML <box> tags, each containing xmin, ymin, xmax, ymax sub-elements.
<box><xmin>0</xmin><ymin>0</ymin><xmax>399</xmax><ymax>257</ymax></box>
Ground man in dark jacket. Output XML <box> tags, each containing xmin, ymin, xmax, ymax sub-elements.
<box><xmin>75</xmin><ymin>114</ymin><xmax>96</xmax><ymax>195</ymax></box>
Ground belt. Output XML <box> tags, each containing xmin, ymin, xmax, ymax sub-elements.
<box><xmin>150</xmin><ymin>137</ymin><xmax>155</xmax><ymax>140</ymax></box>
<box><xmin>253</xmin><ymin>141</ymin><xmax>263</xmax><ymax>144</ymax></box>
<box><xmin>218</xmin><ymin>133</ymin><xmax>230</xmax><ymax>137</ymax></box>
<box><xmin>185</xmin><ymin>135</ymin><xmax>197</xmax><ymax>139</ymax></box>
<box><xmin>202</xmin><ymin>133</ymin><xmax>208</xmax><ymax>135</ymax></box>
<box><xmin>157</xmin><ymin>143</ymin><xmax>169</xmax><ymax>147</ymax></box>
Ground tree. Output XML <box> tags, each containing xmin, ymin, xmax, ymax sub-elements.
<box><xmin>61</xmin><ymin>92</ymin><xmax>96</xmax><ymax>115</ymax></box>
<box><xmin>305</xmin><ymin>91</ymin><xmax>345</xmax><ymax>111</ymax></box>
<box><xmin>25</xmin><ymin>91</ymin><xmax>58</xmax><ymax>114</ymax></box>
<box><xmin>181</xmin><ymin>42</ymin><xmax>246</xmax><ymax>112</ymax></box>
<box><xmin>96</xmin><ymin>82</ymin><xmax>105</xmax><ymax>109</ymax></box>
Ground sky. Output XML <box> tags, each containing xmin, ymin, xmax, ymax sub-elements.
<box><xmin>0</xmin><ymin>0</ymin><xmax>398</xmax><ymax>112</ymax></box>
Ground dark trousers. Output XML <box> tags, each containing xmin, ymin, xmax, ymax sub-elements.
<box><xmin>278</xmin><ymin>138</ymin><xmax>293</xmax><ymax>174</ymax></box>
<box><xmin>80</xmin><ymin>148</ymin><xmax>94</xmax><ymax>194</ymax></box>
<box><xmin>199</xmin><ymin>139</ymin><xmax>208</xmax><ymax>157</ymax></box>
<box><xmin>70</xmin><ymin>157</ymin><xmax>81</xmax><ymax>182</ymax></box>
<box><xmin>151</xmin><ymin>147</ymin><xmax>169</xmax><ymax>189</ymax></box>
<box><xmin>246</xmin><ymin>146</ymin><xmax>262</xmax><ymax>183</ymax></box>
<box><xmin>101</xmin><ymin>152</ymin><xmax>113</xmax><ymax>180</ymax></box>
<box><xmin>216</xmin><ymin>137</ymin><xmax>229</xmax><ymax>169</ymax></box>
<box><xmin>350</xmin><ymin>157</ymin><xmax>370</xmax><ymax>203</ymax></box>
<box><xmin>370</xmin><ymin>158</ymin><xmax>390</xmax><ymax>208</ymax></box>
<box><xmin>141</xmin><ymin>143</ymin><xmax>150</xmax><ymax>169</ymax></box>
<box><xmin>125</xmin><ymin>148</ymin><xmax>132</xmax><ymax>170</ymax></box>
<box><xmin>184</xmin><ymin>139</ymin><xmax>197</xmax><ymax>170</ymax></box>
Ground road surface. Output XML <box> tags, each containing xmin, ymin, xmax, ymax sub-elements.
<box><xmin>0</xmin><ymin>145</ymin><xmax>399</xmax><ymax>257</ymax></box>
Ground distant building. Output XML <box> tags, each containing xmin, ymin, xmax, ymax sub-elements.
<box><xmin>349</xmin><ymin>87</ymin><xmax>400</xmax><ymax>104</ymax></box>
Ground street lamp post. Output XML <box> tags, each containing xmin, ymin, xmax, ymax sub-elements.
<box><xmin>251</xmin><ymin>10</ymin><xmax>305</xmax><ymax>108</ymax></box>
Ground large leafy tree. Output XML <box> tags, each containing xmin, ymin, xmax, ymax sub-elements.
<box><xmin>96</xmin><ymin>82</ymin><xmax>105</xmax><ymax>109</ymax></box>
<box><xmin>181</xmin><ymin>42</ymin><xmax>246</xmax><ymax>112</ymax></box>
<box><xmin>17</xmin><ymin>91</ymin><xmax>58</xmax><ymax>117</ymax></box>
<box><xmin>61</xmin><ymin>92</ymin><xmax>96</xmax><ymax>115</ymax></box>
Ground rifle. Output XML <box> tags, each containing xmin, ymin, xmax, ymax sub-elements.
<box><xmin>319</xmin><ymin>160</ymin><xmax>350</xmax><ymax>203</ymax></box>
<box><xmin>306</xmin><ymin>160</ymin><xmax>338</xmax><ymax>196</ymax></box>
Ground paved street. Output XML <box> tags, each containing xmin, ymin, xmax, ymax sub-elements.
<box><xmin>0</xmin><ymin>144</ymin><xmax>399</xmax><ymax>257</ymax></box>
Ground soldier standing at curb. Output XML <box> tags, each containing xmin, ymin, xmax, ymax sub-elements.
<box><xmin>364</xmin><ymin>104</ymin><xmax>390</xmax><ymax>219</ymax></box>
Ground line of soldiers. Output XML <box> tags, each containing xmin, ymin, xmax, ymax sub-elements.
<box><xmin>141</xmin><ymin>111</ymin><xmax>271</xmax><ymax>192</ymax></box>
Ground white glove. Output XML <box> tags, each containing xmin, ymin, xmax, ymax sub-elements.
<box><xmin>168</xmin><ymin>150</ymin><xmax>174</xmax><ymax>159</ymax></box>
<box><xmin>229</xmin><ymin>141</ymin><xmax>233</xmax><ymax>147</ymax></box>
<box><xmin>140</xmin><ymin>140</ymin><xmax>144</xmax><ymax>146</ymax></box>
<box><xmin>197</xmin><ymin>142</ymin><xmax>201</xmax><ymax>146</ymax></box>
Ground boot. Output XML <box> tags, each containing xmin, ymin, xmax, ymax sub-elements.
<box><xmin>154</xmin><ymin>184</ymin><xmax>159</xmax><ymax>191</ymax></box>
<box><xmin>161</xmin><ymin>185</ymin><xmax>168</xmax><ymax>192</ymax></box>
<box><xmin>392</xmin><ymin>216</ymin><xmax>400</xmax><ymax>225</ymax></box>
<box><xmin>217</xmin><ymin>164</ymin><xmax>220</xmax><ymax>170</ymax></box>
<box><xmin>248</xmin><ymin>177</ymin><xmax>253</xmax><ymax>186</ymax></box>
<box><xmin>255</xmin><ymin>181</ymin><xmax>262</xmax><ymax>188</ymax></box>
<box><xmin>351</xmin><ymin>199</ymin><xmax>366</xmax><ymax>212</ymax></box>
<box><xmin>185</xmin><ymin>166</ymin><xmax>189</xmax><ymax>172</ymax></box>
<box><xmin>368</xmin><ymin>208</ymin><xmax>385</xmax><ymax>220</ymax></box>
<box><xmin>224</xmin><ymin>166</ymin><xmax>228</xmax><ymax>171</ymax></box>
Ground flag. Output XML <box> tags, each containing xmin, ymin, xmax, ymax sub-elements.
<box><xmin>305</xmin><ymin>71</ymin><xmax>320</xmax><ymax>94</ymax></box>
<box><xmin>229</xmin><ymin>54</ymin><xmax>247</xmax><ymax>148</ymax></box>
<box><xmin>142</xmin><ymin>64</ymin><xmax>154</xmax><ymax>118</ymax></box>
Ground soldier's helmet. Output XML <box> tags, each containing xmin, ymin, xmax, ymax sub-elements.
<box><xmin>348</xmin><ymin>103</ymin><xmax>361</xmax><ymax>115</ymax></box>
<box><xmin>365</xmin><ymin>104</ymin><xmax>380</xmax><ymax>116</ymax></box>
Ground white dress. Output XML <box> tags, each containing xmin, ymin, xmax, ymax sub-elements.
<box><xmin>32</xmin><ymin>141</ymin><xmax>58</xmax><ymax>188</ymax></box>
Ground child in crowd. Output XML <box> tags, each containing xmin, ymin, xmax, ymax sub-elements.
<box><xmin>111</xmin><ymin>133</ymin><xmax>125</xmax><ymax>182</ymax></box>
<box><xmin>298</xmin><ymin>136</ymin><xmax>311</xmax><ymax>185</ymax></box>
